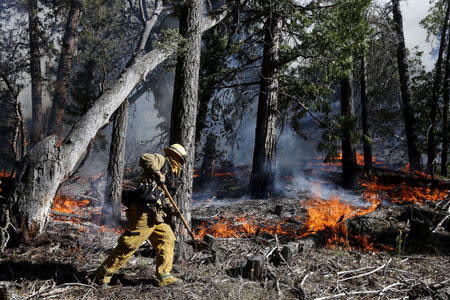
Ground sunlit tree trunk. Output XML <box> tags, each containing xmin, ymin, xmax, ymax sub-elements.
<box><xmin>169</xmin><ymin>0</ymin><xmax>203</xmax><ymax>258</ymax></box>
<box><xmin>392</xmin><ymin>0</ymin><xmax>423</xmax><ymax>171</ymax></box>
<box><xmin>104</xmin><ymin>99</ymin><xmax>129</xmax><ymax>224</ymax></box>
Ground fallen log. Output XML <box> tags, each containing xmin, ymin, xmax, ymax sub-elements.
<box><xmin>344</xmin><ymin>205</ymin><xmax>409</xmax><ymax>247</ymax></box>
<box><xmin>344</xmin><ymin>204</ymin><xmax>450</xmax><ymax>253</ymax></box>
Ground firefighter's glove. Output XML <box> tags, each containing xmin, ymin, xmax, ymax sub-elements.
<box><xmin>158</xmin><ymin>198</ymin><xmax>174</xmax><ymax>216</ymax></box>
<box><xmin>154</xmin><ymin>171</ymin><xmax>165</xmax><ymax>185</ymax></box>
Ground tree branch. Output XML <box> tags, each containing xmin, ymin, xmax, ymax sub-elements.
<box><xmin>277</xmin><ymin>91</ymin><xmax>327</xmax><ymax>127</ymax></box>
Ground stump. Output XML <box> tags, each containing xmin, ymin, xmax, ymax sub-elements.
<box><xmin>203</xmin><ymin>234</ymin><xmax>216</xmax><ymax>251</ymax></box>
<box><xmin>274</xmin><ymin>205</ymin><xmax>283</xmax><ymax>217</ymax></box>
<box><xmin>243</xmin><ymin>255</ymin><xmax>266</xmax><ymax>281</ymax></box>
<box><xmin>0</xmin><ymin>286</ymin><xmax>8</xmax><ymax>300</ymax></box>
<box><xmin>269</xmin><ymin>246</ymin><xmax>293</xmax><ymax>266</ymax></box>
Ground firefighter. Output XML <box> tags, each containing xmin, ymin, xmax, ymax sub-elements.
<box><xmin>94</xmin><ymin>144</ymin><xmax>187</xmax><ymax>287</ymax></box>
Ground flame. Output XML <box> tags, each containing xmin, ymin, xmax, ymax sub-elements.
<box><xmin>306</xmin><ymin>151</ymin><xmax>384</xmax><ymax>170</ymax></box>
<box><xmin>194</xmin><ymin>216</ymin><xmax>304</xmax><ymax>239</ymax></box>
<box><xmin>360</xmin><ymin>176</ymin><xmax>446</xmax><ymax>204</ymax></box>
<box><xmin>402</xmin><ymin>163</ymin><xmax>432</xmax><ymax>179</ymax></box>
<box><xmin>299</xmin><ymin>195</ymin><xmax>378</xmax><ymax>251</ymax></box>
<box><xmin>0</xmin><ymin>171</ymin><xmax>14</xmax><ymax>178</ymax></box>
<box><xmin>52</xmin><ymin>195</ymin><xmax>90</xmax><ymax>214</ymax></box>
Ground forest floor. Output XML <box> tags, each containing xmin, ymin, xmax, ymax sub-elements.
<box><xmin>1</xmin><ymin>168</ymin><xmax>450</xmax><ymax>299</ymax></box>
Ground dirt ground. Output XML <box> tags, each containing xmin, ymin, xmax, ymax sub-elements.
<box><xmin>1</xmin><ymin>193</ymin><xmax>450</xmax><ymax>300</ymax></box>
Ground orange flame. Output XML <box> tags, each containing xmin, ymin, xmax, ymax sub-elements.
<box><xmin>299</xmin><ymin>195</ymin><xmax>379</xmax><ymax>250</ymax></box>
<box><xmin>194</xmin><ymin>216</ymin><xmax>304</xmax><ymax>239</ymax></box>
<box><xmin>52</xmin><ymin>195</ymin><xmax>90</xmax><ymax>214</ymax></box>
<box><xmin>360</xmin><ymin>177</ymin><xmax>446</xmax><ymax>204</ymax></box>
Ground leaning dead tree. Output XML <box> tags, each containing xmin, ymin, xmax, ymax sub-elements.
<box><xmin>1</xmin><ymin>7</ymin><xmax>228</xmax><ymax>243</ymax></box>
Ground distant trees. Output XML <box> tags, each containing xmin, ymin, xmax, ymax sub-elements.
<box><xmin>420</xmin><ymin>0</ymin><xmax>450</xmax><ymax>175</ymax></box>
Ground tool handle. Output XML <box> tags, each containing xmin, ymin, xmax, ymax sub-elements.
<box><xmin>160</xmin><ymin>184</ymin><xmax>196</xmax><ymax>240</ymax></box>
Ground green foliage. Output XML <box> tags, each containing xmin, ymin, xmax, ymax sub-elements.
<box><xmin>420</xmin><ymin>0</ymin><xmax>448</xmax><ymax>41</ymax></box>
<box><xmin>155</xmin><ymin>28</ymin><xmax>190</xmax><ymax>54</ymax></box>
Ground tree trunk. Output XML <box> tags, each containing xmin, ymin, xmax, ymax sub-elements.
<box><xmin>46</xmin><ymin>0</ymin><xmax>82</xmax><ymax>138</ymax></box>
<box><xmin>428</xmin><ymin>1</ymin><xmax>450</xmax><ymax>175</ymax></box>
<box><xmin>3</xmin><ymin>6</ymin><xmax>226</xmax><ymax>243</ymax></box>
<box><xmin>169</xmin><ymin>0</ymin><xmax>203</xmax><ymax>259</ymax></box>
<box><xmin>442</xmin><ymin>26</ymin><xmax>450</xmax><ymax>177</ymax></box>
<box><xmin>28</xmin><ymin>0</ymin><xmax>44</xmax><ymax>147</ymax></box>
<box><xmin>340</xmin><ymin>73</ymin><xmax>358</xmax><ymax>189</ymax></box>
<box><xmin>249</xmin><ymin>13</ymin><xmax>280</xmax><ymax>199</ymax></box>
<box><xmin>103</xmin><ymin>100</ymin><xmax>129</xmax><ymax>224</ymax></box>
<box><xmin>392</xmin><ymin>0</ymin><xmax>423</xmax><ymax>171</ymax></box>
<box><xmin>360</xmin><ymin>56</ymin><xmax>372</xmax><ymax>172</ymax></box>
<box><xmin>103</xmin><ymin>0</ymin><xmax>163</xmax><ymax>224</ymax></box>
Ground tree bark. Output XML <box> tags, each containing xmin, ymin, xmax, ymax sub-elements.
<box><xmin>169</xmin><ymin>0</ymin><xmax>203</xmax><ymax>259</ymax></box>
<box><xmin>28</xmin><ymin>0</ymin><xmax>44</xmax><ymax>147</ymax></box>
<box><xmin>3</xmin><ymin>5</ymin><xmax>226</xmax><ymax>243</ymax></box>
<box><xmin>46</xmin><ymin>0</ymin><xmax>82</xmax><ymax>138</ymax></box>
<box><xmin>442</xmin><ymin>25</ymin><xmax>450</xmax><ymax>177</ymax></box>
<box><xmin>103</xmin><ymin>100</ymin><xmax>129</xmax><ymax>224</ymax></box>
<box><xmin>428</xmin><ymin>0</ymin><xmax>450</xmax><ymax>175</ymax></box>
<box><xmin>360</xmin><ymin>56</ymin><xmax>372</xmax><ymax>172</ymax></box>
<box><xmin>340</xmin><ymin>73</ymin><xmax>358</xmax><ymax>189</ymax></box>
<box><xmin>392</xmin><ymin>0</ymin><xmax>423</xmax><ymax>171</ymax></box>
<box><xmin>249</xmin><ymin>13</ymin><xmax>280</xmax><ymax>199</ymax></box>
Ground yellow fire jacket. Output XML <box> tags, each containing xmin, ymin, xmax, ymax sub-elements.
<box><xmin>137</xmin><ymin>153</ymin><xmax>170</xmax><ymax>224</ymax></box>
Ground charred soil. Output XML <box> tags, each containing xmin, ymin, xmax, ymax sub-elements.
<box><xmin>1</xmin><ymin>167</ymin><xmax>450</xmax><ymax>299</ymax></box>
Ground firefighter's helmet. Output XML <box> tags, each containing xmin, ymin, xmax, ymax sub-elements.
<box><xmin>164</xmin><ymin>144</ymin><xmax>187</xmax><ymax>163</ymax></box>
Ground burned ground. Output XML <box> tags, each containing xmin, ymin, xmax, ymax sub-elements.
<box><xmin>1</xmin><ymin>165</ymin><xmax>450</xmax><ymax>299</ymax></box>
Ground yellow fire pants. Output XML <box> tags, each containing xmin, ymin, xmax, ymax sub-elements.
<box><xmin>95</xmin><ymin>222</ymin><xmax>175</xmax><ymax>284</ymax></box>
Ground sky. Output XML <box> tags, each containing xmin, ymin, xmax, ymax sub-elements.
<box><xmin>385</xmin><ymin>0</ymin><xmax>435</xmax><ymax>70</ymax></box>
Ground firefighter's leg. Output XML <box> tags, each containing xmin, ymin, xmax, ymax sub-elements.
<box><xmin>148</xmin><ymin>223</ymin><xmax>177</xmax><ymax>285</ymax></box>
<box><xmin>95</xmin><ymin>227</ymin><xmax>153</xmax><ymax>284</ymax></box>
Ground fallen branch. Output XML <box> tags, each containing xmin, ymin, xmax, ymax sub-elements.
<box><xmin>432</xmin><ymin>214</ymin><xmax>450</xmax><ymax>233</ymax></box>
<box><xmin>50</xmin><ymin>211</ymin><xmax>90</xmax><ymax>220</ymax></box>
<box><xmin>314</xmin><ymin>282</ymin><xmax>403</xmax><ymax>300</ymax></box>
<box><xmin>337</xmin><ymin>258</ymin><xmax>392</xmax><ymax>282</ymax></box>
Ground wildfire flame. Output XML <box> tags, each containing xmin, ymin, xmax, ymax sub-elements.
<box><xmin>361</xmin><ymin>177</ymin><xmax>447</xmax><ymax>204</ymax></box>
<box><xmin>52</xmin><ymin>195</ymin><xmax>90</xmax><ymax>215</ymax></box>
<box><xmin>299</xmin><ymin>195</ymin><xmax>379</xmax><ymax>251</ymax></box>
<box><xmin>194</xmin><ymin>216</ymin><xmax>304</xmax><ymax>239</ymax></box>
